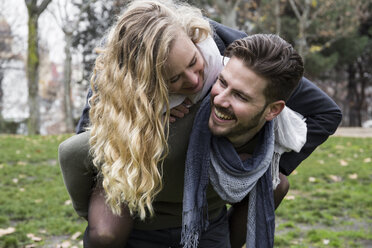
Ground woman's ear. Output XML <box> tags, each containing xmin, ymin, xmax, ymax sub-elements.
<box><xmin>265</xmin><ymin>100</ymin><xmax>285</xmax><ymax>121</ymax></box>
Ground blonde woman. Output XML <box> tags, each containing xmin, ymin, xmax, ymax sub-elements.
<box><xmin>59</xmin><ymin>0</ymin><xmax>342</xmax><ymax>247</ymax></box>
<box><xmin>61</xmin><ymin>0</ymin><xmax>231</xmax><ymax>247</ymax></box>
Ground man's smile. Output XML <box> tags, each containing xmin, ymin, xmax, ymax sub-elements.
<box><xmin>214</xmin><ymin>106</ymin><xmax>235</xmax><ymax>121</ymax></box>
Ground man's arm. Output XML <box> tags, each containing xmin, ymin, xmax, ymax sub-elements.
<box><xmin>281</xmin><ymin>77</ymin><xmax>342</xmax><ymax>175</ymax></box>
<box><xmin>76</xmin><ymin>88</ymin><xmax>93</xmax><ymax>134</ymax></box>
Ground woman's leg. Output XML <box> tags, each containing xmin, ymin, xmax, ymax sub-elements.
<box><xmin>58</xmin><ymin>131</ymin><xmax>96</xmax><ymax>219</ymax></box>
<box><xmin>273</xmin><ymin>173</ymin><xmax>290</xmax><ymax>209</ymax></box>
<box><xmin>84</xmin><ymin>185</ymin><xmax>134</xmax><ymax>248</ymax></box>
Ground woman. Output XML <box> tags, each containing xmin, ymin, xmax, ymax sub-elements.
<box><xmin>60</xmin><ymin>0</ymin><xmax>230</xmax><ymax>247</ymax></box>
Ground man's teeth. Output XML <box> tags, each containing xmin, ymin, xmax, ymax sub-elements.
<box><xmin>215</xmin><ymin>108</ymin><xmax>233</xmax><ymax>120</ymax></box>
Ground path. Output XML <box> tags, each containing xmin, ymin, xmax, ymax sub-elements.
<box><xmin>333</xmin><ymin>127</ymin><xmax>372</xmax><ymax>138</ymax></box>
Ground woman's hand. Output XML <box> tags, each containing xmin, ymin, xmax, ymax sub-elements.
<box><xmin>169</xmin><ymin>98</ymin><xmax>192</xmax><ymax>123</ymax></box>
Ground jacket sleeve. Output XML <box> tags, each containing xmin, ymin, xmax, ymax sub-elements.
<box><xmin>280</xmin><ymin>77</ymin><xmax>342</xmax><ymax>175</ymax></box>
<box><xmin>209</xmin><ymin>19</ymin><xmax>247</xmax><ymax>55</ymax></box>
<box><xmin>76</xmin><ymin>88</ymin><xmax>93</xmax><ymax>134</ymax></box>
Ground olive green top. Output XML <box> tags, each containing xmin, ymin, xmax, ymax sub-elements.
<box><xmin>58</xmin><ymin>101</ymin><xmax>226</xmax><ymax>230</ymax></box>
<box><xmin>134</xmin><ymin>101</ymin><xmax>226</xmax><ymax>230</ymax></box>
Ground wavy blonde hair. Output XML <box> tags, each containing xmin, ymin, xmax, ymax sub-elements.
<box><xmin>88</xmin><ymin>0</ymin><xmax>211</xmax><ymax>220</ymax></box>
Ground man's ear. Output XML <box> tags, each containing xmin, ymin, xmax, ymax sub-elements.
<box><xmin>265</xmin><ymin>100</ymin><xmax>285</xmax><ymax>121</ymax></box>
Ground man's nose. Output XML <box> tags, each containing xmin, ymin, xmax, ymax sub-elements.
<box><xmin>213</xmin><ymin>89</ymin><xmax>230</xmax><ymax>108</ymax></box>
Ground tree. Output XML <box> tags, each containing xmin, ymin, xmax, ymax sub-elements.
<box><xmin>25</xmin><ymin>0</ymin><xmax>53</xmax><ymax>134</ymax></box>
<box><xmin>49</xmin><ymin>0</ymin><xmax>91</xmax><ymax>133</ymax></box>
<box><xmin>72</xmin><ymin>0</ymin><xmax>123</xmax><ymax>82</ymax></box>
<box><xmin>0</xmin><ymin>16</ymin><xmax>23</xmax><ymax>132</ymax></box>
<box><xmin>251</xmin><ymin>0</ymin><xmax>359</xmax><ymax>60</ymax></box>
<box><xmin>213</xmin><ymin>0</ymin><xmax>242</xmax><ymax>28</ymax></box>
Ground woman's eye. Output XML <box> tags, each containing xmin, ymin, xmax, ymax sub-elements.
<box><xmin>170</xmin><ymin>75</ymin><xmax>180</xmax><ymax>84</ymax></box>
<box><xmin>189</xmin><ymin>57</ymin><xmax>197</xmax><ymax>67</ymax></box>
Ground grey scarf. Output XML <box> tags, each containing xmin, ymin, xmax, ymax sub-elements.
<box><xmin>181</xmin><ymin>95</ymin><xmax>275</xmax><ymax>248</ymax></box>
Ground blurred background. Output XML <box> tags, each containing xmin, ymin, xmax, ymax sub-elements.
<box><xmin>1</xmin><ymin>0</ymin><xmax>371</xmax><ymax>135</ymax></box>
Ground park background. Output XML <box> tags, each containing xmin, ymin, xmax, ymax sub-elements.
<box><xmin>0</xmin><ymin>0</ymin><xmax>371</xmax><ymax>247</ymax></box>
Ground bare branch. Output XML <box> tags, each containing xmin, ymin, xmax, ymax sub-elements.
<box><xmin>37</xmin><ymin>0</ymin><xmax>53</xmax><ymax>16</ymax></box>
<box><xmin>288</xmin><ymin>0</ymin><xmax>302</xmax><ymax>20</ymax></box>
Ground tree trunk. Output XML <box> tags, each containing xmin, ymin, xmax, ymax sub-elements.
<box><xmin>26</xmin><ymin>15</ymin><xmax>40</xmax><ymax>134</ymax></box>
<box><xmin>356</xmin><ymin>59</ymin><xmax>367</xmax><ymax>126</ymax></box>
<box><xmin>347</xmin><ymin>64</ymin><xmax>360</xmax><ymax>126</ymax></box>
<box><xmin>221</xmin><ymin>9</ymin><xmax>238</xmax><ymax>28</ymax></box>
<box><xmin>274</xmin><ymin>0</ymin><xmax>281</xmax><ymax>34</ymax></box>
<box><xmin>0</xmin><ymin>71</ymin><xmax>4</xmax><ymax>130</ymax></box>
<box><xmin>289</xmin><ymin>0</ymin><xmax>310</xmax><ymax>60</ymax></box>
<box><xmin>25</xmin><ymin>0</ymin><xmax>52</xmax><ymax>135</ymax></box>
<box><xmin>0</xmin><ymin>70</ymin><xmax>3</xmax><ymax>116</ymax></box>
<box><xmin>63</xmin><ymin>31</ymin><xmax>74</xmax><ymax>132</ymax></box>
<box><xmin>215</xmin><ymin>0</ymin><xmax>241</xmax><ymax>28</ymax></box>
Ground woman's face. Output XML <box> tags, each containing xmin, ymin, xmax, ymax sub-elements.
<box><xmin>166</xmin><ymin>31</ymin><xmax>205</xmax><ymax>96</ymax></box>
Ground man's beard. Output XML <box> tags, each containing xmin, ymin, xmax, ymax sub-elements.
<box><xmin>210</xmin><ymin>104</ymin><xmax>267</xmax><ymax>140</ymax></box>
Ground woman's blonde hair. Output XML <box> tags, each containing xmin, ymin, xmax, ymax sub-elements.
<box><xmin>88</xmin><ymin>0</ymin><xmax>211</xmax><ymax>220</ymax></box>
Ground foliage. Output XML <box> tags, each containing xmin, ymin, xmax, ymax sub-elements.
<box><xmin>72</xmin><ymin>0</ymin><xmax>125</xmax><ymax>81</ymax></box>
<box><xmin>0</xmin><ymin>135</ymin><xmax>371</xmax><ymax>247</ymax></box>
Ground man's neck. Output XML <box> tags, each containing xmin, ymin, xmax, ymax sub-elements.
<box><xmin>233</xmin><ymin>133</ymin><xmax>260</xmax><ymax>161</ymax></box>
<box><xmin>229</xmin><ymin>121</ymin><xmax>265</xmax><ymax>147</ymax></box>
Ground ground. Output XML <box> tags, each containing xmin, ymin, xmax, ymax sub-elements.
<box><xmin>333</xmin><ymin>127</ymin><xmax>372</xmax><ymax>137</ymax></box>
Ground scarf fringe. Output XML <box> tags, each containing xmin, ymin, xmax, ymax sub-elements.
<box><xmin>246</xmin><ymin>186</ymin><xmax>257</xmax><ymax>248</ymax></box>
<box><xmin>271</xmin><ymin>152</ymin><xmax>281</xmax><ymax>189</ymax></box>
<box><xmin>181</xmin><ymin>207</ymin><xmax>207</xmax><ymax>248</ymax></box>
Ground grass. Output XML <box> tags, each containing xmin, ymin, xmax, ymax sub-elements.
<box><xmin>275</xmin><ymin>137</ymin><xmax>372</xmax><ymax>247</ymax></box>
<box><xmin>0</xmin><ymin>134</ymin><xmax>371</xmax><ymax>247</ymax></box>
<box><xmin>0</xmin><ymin>134</ymin><xmax>85</xmax><ymax>248</ymax></box>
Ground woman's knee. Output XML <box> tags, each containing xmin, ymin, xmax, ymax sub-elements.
<box><xmin>88</xmin><ymin>225</ymin><xmax>117</xmax><ymax>247</ymax></box>
<box><xmin>278</xmin><ymin>173</ymin><xmax>290</xmax><ymax>195</ymax></box>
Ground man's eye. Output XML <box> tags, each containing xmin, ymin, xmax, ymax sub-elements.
<box><xmin>218</xmin><ymin>78</ymin><xmax>227</xmax><ymax>88</ymax></box>
<box><xmin>236</xmin><ymin>94</ymin><xmax>247</xmax><ymax>101</ymax></box>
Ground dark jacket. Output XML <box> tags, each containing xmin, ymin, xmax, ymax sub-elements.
<box><xmin>76</xmin><ymin>20</ymin><xmax>342</xmax><ymax>176</ymax></box>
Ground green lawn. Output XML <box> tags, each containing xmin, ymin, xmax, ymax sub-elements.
<box><xmin>275</xmin><ymin>137</ymin><xmax>372</xmax><ymax>247</ymax></box>
<box><xmin>0</xmin><ymin>134</ymin><xmax>371</xmax><ymax>247</ymax></box>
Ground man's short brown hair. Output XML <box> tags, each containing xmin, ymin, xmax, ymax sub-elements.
<box><xmin>224</xmin><ymin>34</ymin><xmax>304</xmax><ymax>103</ymax></box>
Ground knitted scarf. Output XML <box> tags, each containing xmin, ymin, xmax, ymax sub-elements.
<box><xmin>181</xmin><ymin>95</ymin><xmax>276</xmax><ymax>248</ymax></box>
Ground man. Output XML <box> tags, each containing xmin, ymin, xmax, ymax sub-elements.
<box><xmin>181</xmin><ymin>34</ymin><xmax>305</xmax><ymax>248</ymax></box>
<box><xmin>60</xmin><ymin>23</ymin><xmax>341</xmax><ymax>247</ymax></box>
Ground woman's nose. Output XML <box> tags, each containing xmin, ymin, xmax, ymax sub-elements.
<box><xmin>184</xmin><ymin>69</ymin><xmax>198</xmax><ymax>87</ymax></box>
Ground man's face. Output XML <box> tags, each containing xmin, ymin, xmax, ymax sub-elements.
<box><xmin>208</xmin><ymin>56</ymin><xmax>269</xmax><ymax>146</ymax></box>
